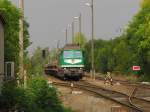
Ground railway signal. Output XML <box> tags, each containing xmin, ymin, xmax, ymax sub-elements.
<box><xmin>42</xmin><ymin>49</ymin><xmax>46</xmax><ymax>59</ymax></box>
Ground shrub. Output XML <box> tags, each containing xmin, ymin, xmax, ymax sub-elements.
<box><xmin>0</xmin><ymin>76</ymin><xmax>72</xmax><ymax>112</ymax></box>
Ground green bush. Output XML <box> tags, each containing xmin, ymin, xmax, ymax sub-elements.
<box><xmin>0</xmin><ymin>0</ymin><xmax>30</xmax><ymax>73</ymax></box>
<box><xmin>0</xmin><ymin>76</ymin><xmax>72</xmax><ymax>112</ymax></box>
<box><xmin>138</xmin><ymin>74</ymin><xmax>150</xmax><ymax>82</ymax></box>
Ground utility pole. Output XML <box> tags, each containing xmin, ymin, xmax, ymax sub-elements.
<box><xmin>79</xmin><ymin>13</ymin><xmax>82</xmax><ymax>35</ymax></box>
<box><xmin>85</xmin><ymin>0</ymin><xmax>95</xmax><ymax>80</ymax></box>
<box><xmin>79</xmin><ymin>13</ymin><xmax>82</xmax><ymax>46</ymax></box>
<box><xmin>91</xmin><ymin>0</ymin><xmax>95</xmax><ymax>80</ymax></box>
<box><xmin>74</xmin><ymin>13</ymin><xmax>82</xmax><ymax>45</ymax></box>
<box><xmin>65</xmin><ymin>28</ymin><xmax>68</xmax><ymax>45</ymax></box>
<box><xmin>72</xmin><ymin>21</ymin><xmax>74</xmax><ymax>44</ymax></box>
<box><xmin>56</xmin><ymin>40</ymin><xmax>60</xmax><ymax>65</ymax></box>
<box><xmin>19</xmin><ymin>0</ymin><xmax>24</xmax><ymax>84</ymax></box>
<box><xmin>57</xmin><ymin>40</ymin><xmax>60</xmax><ymax>49</ymax></box>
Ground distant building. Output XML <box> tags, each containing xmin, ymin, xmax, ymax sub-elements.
<box><xmin>0</xmin><ymin>14</ymin><xmax>5</xmax><ymax>87</ymax></box>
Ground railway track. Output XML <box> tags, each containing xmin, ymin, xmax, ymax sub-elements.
<box><xmin>96</xmin><ymin>76</ymin><xmax>150</xmax><ymax>89</ymax></box>
<box><xmin>96</xmin><ymin>75</ymin><xmax>150</xmax><ymax>101</ymax></box>
<box><xmin>51</xmin><ymin>81</ymin><xmax>150</xmax><ymax>112</ymax></box>
<box><xmin>78</xmin><ymin>81</ymin><xmax>150</xmax><ymax>112</ymax></box>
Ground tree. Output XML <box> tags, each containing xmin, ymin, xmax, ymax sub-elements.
<box><xmin>73</xmin><ymin>32</ymin><xmax>87</xmax><ymax>48</ymax></box>
<box><xmin>0</xmin><ymin>0</ymin><xmax>30</xmax><ymax>73</ymax></box>
<box><xmin>0</xmin><ymin>76</ymin><xmax>72</xmax><ymax>112</ymax></box>
<box><xmin>112</xmin><ymin>39</ymin><xmax>131</xmax><ymax>73</ymax></box>
<box><xmin>29</xmin><ymin>47</ymin><xmax>44</xmax><ymax>75</ymax></box>
<box><xmin>141</xmin><ymin>0</ymin><xmax>150</xmax><ymax>8</ymax></box>
<box><xmin>125</xmin><ymin>0</ymin><xmax>150</xmax><ymax>76</ymax></box>
<box><xmin>83</xmin><ymin>0</ymin><xmax>150</xmax><ymax>81</ymax></box>
<box><xmin>84</xmin><ymin>39</ymin><xmax>112</xmax><ymax>73</ymax></box>
<box><xmin>29</xmin><ymin>47</ymin><xmax>51</xmax><ymax>76</ymax></box>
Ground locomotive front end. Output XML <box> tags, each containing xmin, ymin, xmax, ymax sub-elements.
<box><xmin>59</xmin><ymin>48</ymin><xmax>84</xmax><ymax>80</ymax></box>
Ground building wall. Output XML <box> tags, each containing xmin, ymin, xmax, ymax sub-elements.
<box><xmin>0</xmin><ymin>19</ymin><xmax>4</xmax><ymax>84</ymax></box>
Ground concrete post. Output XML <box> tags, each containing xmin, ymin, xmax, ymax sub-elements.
<box><xmin>19</xmin><ymin>0</ymin><xmax>24</xmax><ymax>82</ymax></box>
<box><xmin>0</xmin><ymin>19</ymin><xmax>4</xmax><ymax>91</ymax></box>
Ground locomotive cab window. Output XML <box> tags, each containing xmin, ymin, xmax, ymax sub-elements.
<box><xmin>63</xmin><ymin>50</ymin><xmax>82</xmax><ymax>58</ymax></box>
<box><xmin>74</xmin><ymin>51</ymin><xmax>82</xmax><ymax>58</ymax></box>
<box><xmin>63</xmin><ymin>51</ymin><xmax>74</xmax><ymax>58</ymax></box>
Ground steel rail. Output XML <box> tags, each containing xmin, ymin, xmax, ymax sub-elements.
<box><xmin>129</xmin><ymin>87</ymin><xmax>150</xmax><ymax>112</ymax></box>
<box><xmin>78</xmin><ymin>81</ymin><xmax>150</xmax><ymax>111</ymax></box>
<box><xmin>95</xmin><ymin>76</ymin><xmax>150</xmax><ymax>89</ymax></box>
<box><xmin>80</xmin><ymin>81</ymin><xmax>150</xmax><ymax>111</ymax></box>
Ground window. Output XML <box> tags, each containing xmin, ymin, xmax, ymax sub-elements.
<box><xmin>63</xmin><ymin>51</ymin><xmax>82</xmax><ymax>58</ymax></box>
<box><xmin>74</xmin><ymin>51</ymin><xmax>82</xmax><ymax>58</ymax></box>
<box><xmin>63</xmin><ymin>51</ymin><xmax>74</xmax><ymax>58</ymax></box>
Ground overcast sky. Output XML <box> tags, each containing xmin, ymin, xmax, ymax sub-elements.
<box><xmin>11</xmin><ymin>0</ymin><xmax>141</xmax><ymax>53</ymax></box>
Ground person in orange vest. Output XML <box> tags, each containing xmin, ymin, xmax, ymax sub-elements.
<box><xmin>104</xmin><ymin>72</ymin><xmax>113</xmax><ymax>85</ymax></box>
<box><xmin>70</xmin><ymin>82</ymin><xmax>74</xmax><ymax>94</ymax></box>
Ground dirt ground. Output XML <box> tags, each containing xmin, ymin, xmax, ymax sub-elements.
<box><xmin>56</xmin><ymin>86</ymin><xmax>130</xmax><ymax>112</ymax></box>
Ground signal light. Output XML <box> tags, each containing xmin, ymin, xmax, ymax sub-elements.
<box><xmin>42</xmin><ymin>50</ymin><xmax>46</xmax><ymax>59</ymax></box>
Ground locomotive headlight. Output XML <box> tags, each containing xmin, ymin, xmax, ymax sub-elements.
<box><xmin>64</xmin><ymin>68</ymin><xmax>70</xmax><ymax>74</ymax></box>
<box><xmin>78</xmin><ymin>68</ymin><xmax>83</xmax><ymax>73</ymax></box>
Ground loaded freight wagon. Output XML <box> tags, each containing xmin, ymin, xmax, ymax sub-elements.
<box><xmin>45</xmin><ymin>44</ymin><xmax>85</xmax><ymax>80</ymax></box>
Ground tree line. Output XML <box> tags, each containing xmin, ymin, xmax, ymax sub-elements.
<box><xmin>84</xmin><ymin>0</ymin><xmax>150</xmax><ymax>81</ymax></box>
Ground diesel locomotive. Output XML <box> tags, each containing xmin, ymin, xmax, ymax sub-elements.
<box><xmin>45</xmin><ymin>44</ymin><xmax>85</xmax><ymax>80</ymax></box>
